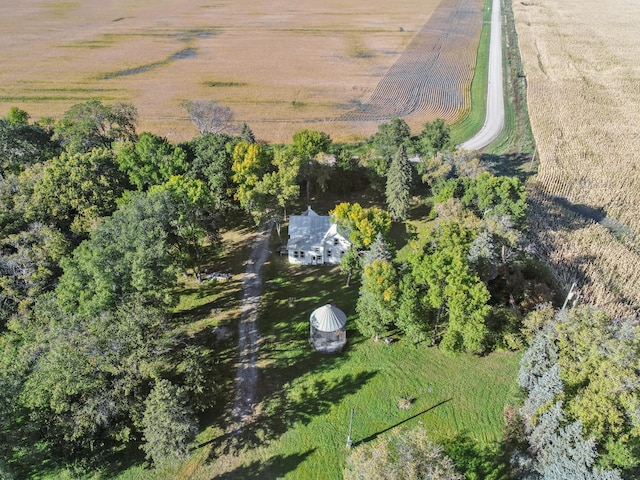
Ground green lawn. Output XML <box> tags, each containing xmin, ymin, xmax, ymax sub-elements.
<box><xmin>193</xmin><ymin>250</ymin><xmax>520</xmax><ymax>479</ymax></box>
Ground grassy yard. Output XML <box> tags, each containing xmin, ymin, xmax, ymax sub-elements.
<box><xmin>187</xmin><ymin>245</ymin><xmax>520</xmax><ymax>479</ymax></box>
<box><xmin>84</xmin><ymin>209</ymin><xmax>521</xmax><ymax>480</ymax></box>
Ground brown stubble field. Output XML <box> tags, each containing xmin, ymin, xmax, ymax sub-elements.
<box><xmin>0</xmin><ymin>0</ymin><xmax>483</xmax><ymax>143</ymax></box>
<box><xmin>514</xmin><ymin>0</ymin><xmax>640</xmax><ymax>316</ymax></box>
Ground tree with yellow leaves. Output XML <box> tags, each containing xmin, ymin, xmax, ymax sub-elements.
<box><xmin>330</xmin><ymin>202</ymin><xmax>391</xmax><ymax>249</ymax></box>
<box><xmin>355</xmin><ymin>258</ymin><xmax>398</xmax><ymax>339</ymax></box>
<box><xmin>231</xmin><ymin>141</ymin><xmax>271</xmax><ymax>214</ymax></box>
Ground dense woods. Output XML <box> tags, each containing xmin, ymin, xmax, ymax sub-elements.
<box><xmin>0</xmin><ymin>102</ymin><xmax>636</xmax><ymax>479</ymax></box>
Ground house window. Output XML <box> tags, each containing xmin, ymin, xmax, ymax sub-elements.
<box><xmin>293</xmin><ymin>251</ymin><xmax>299</xmax><ymax>258</ymax></box>
<box><xmin>334</xmin><ymin>238</ymin><xmax>339</xmax><ymax>246</ymax></box>
<box><xmin>300</xmin><ymin>251</ymin><xmax>305</xmax><ymax>258</ymax></box>
<box><xmin>327</xmin><ymin>249</ymin><xmax>332</xmax><ymax>258</ymax></box>
<box><xmin>314</xmin><ymin>247</ymin><xmax>320</xmax><ymax>253</ymax></box>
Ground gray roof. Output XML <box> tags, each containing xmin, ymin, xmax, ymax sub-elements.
<box><xmin>310</xmin><ymin>304</ymin><xmax>347</xmax><ymax>332</ymax></box>
<box><xmin>287</xmin><ymin>207</ymin><xmax>332</xmax><ymax>248</ymax></box>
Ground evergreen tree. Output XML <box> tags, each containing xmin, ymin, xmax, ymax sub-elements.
<box><xmin>141</xmin><ymin>379</ymin><xmax>198</xmax><ymax>465</ymax></box>
<box><xmin>385</xmin><ymin>145</ymin><xmax>412</xmax><ymax>221</ymax></box>
<box><xmin>517</xmin><ymin>326</ymin><xmax>624</xmax><ymax>480</ymax></box>
<box><xmin>240</xmin><ymin>123</ymin><xmax>256</xmax><ymax>143</ymax></box>
<box><xmin>518</xmin><ymin>326</ymin><xmax>559</xmax><ymax>392</ymax></box>
<box><xmin>362</xmin><ymin>232</ymin><xmax>392</xmax><ymax>266</ymax></box>
<box><xmin>467</xmin><ymin>230</ymin><xmax>499</xmax><ymax>282</ymax></box>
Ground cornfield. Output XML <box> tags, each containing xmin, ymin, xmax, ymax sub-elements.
<box><xmin>515</xmin><ymin>0</ymin><xmax>640</xmax><ymax>317</ymax></box>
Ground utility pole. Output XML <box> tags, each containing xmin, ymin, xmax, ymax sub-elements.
<box><xmin>346</xmin><ymin>408</ymin><xmax>354</xmax><ymax>449</ymax></box>
<box><xmin>561</xmin><ymin>282</ymin><xmax>577</xmax><ymax>310</ymax></box>
<box><xmin>530</xmin><ymin>146</ymin><xmax>537</xmax><ymax>172</ymax></box>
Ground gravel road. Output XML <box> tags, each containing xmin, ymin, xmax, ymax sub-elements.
<box><xmin>230</xmin><ymin>223</ymin><xmax>273</xmax><ymax>427</ymax></box>
<box><xmin>459</xmin><ymin>0</ymin><xmax>504</xmax><ymax>151</ymax></box>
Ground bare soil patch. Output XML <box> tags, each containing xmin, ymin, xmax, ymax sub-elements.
<box><xmin>0</xmin><ymin>0</ymin><xmax>482</xmax><ymax>143</ymax></box>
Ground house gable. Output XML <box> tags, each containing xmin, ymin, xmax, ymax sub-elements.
<box><xmin>286</xmin><ymin>207</ymin><xmax>351</xmax><ymax>265</ymax></box>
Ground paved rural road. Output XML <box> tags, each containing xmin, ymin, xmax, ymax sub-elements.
<box><xmin>230</xmin><ymin>222</ymin><xmax>273</xmax><ymax>428</ymax></box>
<box><xmin>459</xmin><ymin>0</ymin><xmax>504</xmax><ymax>151</ymax></box>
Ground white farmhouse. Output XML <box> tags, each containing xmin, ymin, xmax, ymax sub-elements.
<box><xmin>286</xmin><ymin>207</ymin><xmax>350</xmax><ymax>265</ymax></box>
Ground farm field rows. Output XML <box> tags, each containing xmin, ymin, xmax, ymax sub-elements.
<box><xmin>0</xmin><ymin>0</ymin><xmax>483</xmax><ymax>143</ymax></box>
<box><xmin>340</xmin><ymin>0</ymin><xmax>482</xmax><ymax>128</ymax></box>
<box><xmin>514</xmin><ymin>0</ymin><xmax>640</xmax><ymax>316</ymax></box>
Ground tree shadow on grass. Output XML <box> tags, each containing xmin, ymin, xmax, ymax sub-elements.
<box><xmin>213</xmin><ymin>449</ymin><xmax>316</xmax><ymax>479</ymax></box>
<box><xmin>356</xmin><ymin>398</ymin><xmax>453</xmax><ymax>446</ymax></box>
<box><xmin>201</xmin><ymin>370</ymin><xmax>377</xmax><ymax>462</ymax></box>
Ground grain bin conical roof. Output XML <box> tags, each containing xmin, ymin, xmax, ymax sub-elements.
<box><xmin>310</xmin><ymin>304</ymin><xmax>347</xmax><ymax>332</ymax></box>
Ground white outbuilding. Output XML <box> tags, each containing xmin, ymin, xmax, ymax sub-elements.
<box><xmin>286</xmin><ymin>207</ymin><xmax>350</xmax><ymax>266</ymax></box>
<box><xmin>310</xmin><ymin>304</ymin><xmax>348</xmax><ymax>353</ymax></box>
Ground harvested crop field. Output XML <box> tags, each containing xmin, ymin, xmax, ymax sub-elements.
<box><xmin>0</xmin><ymin>0</ymin><xmax>483</xmax><ymax>143</ymax></box>
<box><xmin>515</xmin><ymin>0</ymin><xmax>640</xmax><ymax>316</ymax></box>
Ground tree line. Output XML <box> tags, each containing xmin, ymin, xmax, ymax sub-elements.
<box><xmin>0</xmin><ymin>100</ymin><xmax>477</xmax><ymax>476</ymax></box>
<box><xmin>3</xmin><ymin>99</ymin><xmax>627</xmax><ymax>479</ymax></box>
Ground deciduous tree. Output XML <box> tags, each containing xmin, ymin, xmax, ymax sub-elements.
<box><xmin>0</xmin><ymin>223</ymin><xmax>69</xmax><ymax>325</ymax></box>
<box><xmin>408</xmin><ymin>222</ymin><xmax>490</xmax><ymax>353</ymax></box>
<box><xmin>253</xmin><ymin>145</ymin><xmax>300</xmax><ymax>231</ymax></box>
<box><xmin>1</xmin><ymin>111</ymin><xmax>57</xmax><ymax>176</ymax></box>
<box><xmin>370</xmin><ymin>117</ymin><xmax>412</xmax><ymax>162</ymax></box>
<box><xmin>417</xmin><ymin>118</ymin><xmax>453</xmax><ymax>158</ymax></box>
<box><xmin>291</xmin><ymin>129</ymin><xmax>331</xmax><ymax>202</ymax></box>
<box><xmin>182</xmin><ymin>99</ymin><xmax>234</xmax><ymax>135</ymax></box>
<box><xmin>355</xmin><ymin>258</ymin><xmax>398</xmax><ymax>338</ymax></box>
<box><xmin>15</xmin><ymin>295</ymin><xmax>173</xmax><ymax>459</ymax></box>
<box><xmin>30</xmin><ymin>147</ymin><xmax>128</xmax><ymax>234</ymax></box>
<box><xmin>231</xmin><ymin>141</ymin><xmax>271</xmax><ymax>215</ymax></box>
<box><xmin>183</xmin><ymin>132</ymin><xmax>240</xmax><ymax>213</ymax></box>
<box><xmin>53</xmin><ymin>100</ymin><xmax>137</xmax><ymax>153</ymax></box>
<box><xmin>116</xmin><ymin>132</ymin><xmax>188</xmax><ymax>191</ymax></box>
<box><xmin>56</xmin><ymin>192</ymin><xmax>177</xmax><ymax>316</ymax></box>
<box><xmin>150</xmin><ymin>175</ymin><xmax>216</xmax><ymax>281</ymax></box>
<box><xmin>461</xmin><ymin>172</ymin><xmax>527</xmax><ymax>226</ymax></box>
<box><xmin>344</xmin><ymin>426</ymin><xmax>463</xmax><ymax>480</ymax></box>
<box><xmin>330</xmin><ymin>202</ymin><xmax>391</xmax><ymax>249</ymax></box>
